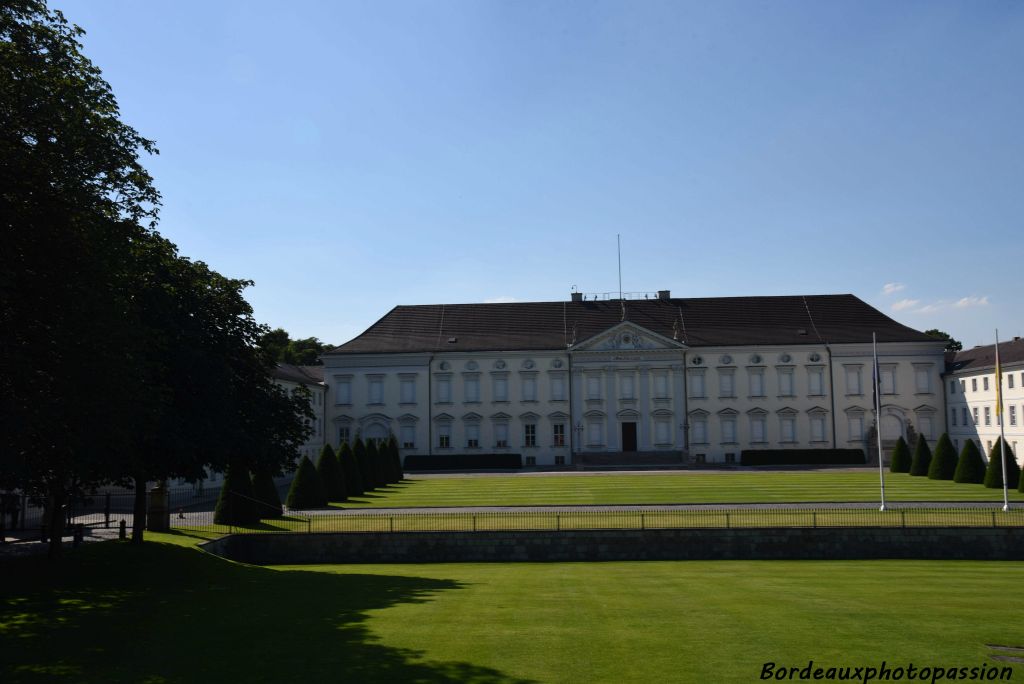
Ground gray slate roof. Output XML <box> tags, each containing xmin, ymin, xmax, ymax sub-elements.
<box><xmin>271</xmin><ymin>363</ymin><xmax>325</xmax><ymax>385</ymax></box>
<box><xmin>949</xmin><ymin>337</ymin><xmax>1024</xmax><ymax>374</ymax></box>
<box><xmin>329</xmin><ymin>294</ymin><xmax>936</xmax><ymax>355</ymax></box>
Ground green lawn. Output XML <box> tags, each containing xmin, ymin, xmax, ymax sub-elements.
<box><xmin>334</xmin><ymin>471</ymin><xmax>1024</xmax><ymax>508</ymax></box>
<box><xmin>1</xmin><ymin>535</ymin><xmax>1021</xmax><ymax>683</ymax></box>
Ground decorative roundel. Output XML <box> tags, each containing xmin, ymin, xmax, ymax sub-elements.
<box><xmin>809</xmin><ymin>352</ymin><xmax>821</xmax><ymax>363</ymax></box>
<box><xmin>551</xmin><ymin>359</ymin><xmax>564</xmax><ymax>369</ymax></box>
<box><xmin>622</xmin><ymin>333</ymin><xmax>632</xmax><ymax>345</ymax></box>
<box><xmin>691</xmin><ymin>356</ymin><xmax>704</xmax><ymax>366</ymax></box>
<box><xmin>750</xmin><ymin>354</ymin><xmax>762</xmax><ymax>364</ymax></box>
<box><xmin>720</xmin><ymin>355</ymin><xmax>732</xmax><ymax>365</ymax></box>
<box><xmin>523</xmin><ymin>359</ymin><xmax>535</xmax><ymax>369</ymax></box>
<box><xmin>494</xmin><ymin>360</ymin><xmax>506</xmax><ymax>369</ymax></box>
<box><xmin>439</xmin><ymin>361</ymin><xmax>451</xmax><ymax>370</ymax></box>
<box><xmin>466</xmin><ymin>360</ymin><xmax>478</xmax><ymax>371</ymax></box>
<box><xmin>779</xmin><ymin>353</ymin><xmax>791</xmax><ymax>363</ymax></box>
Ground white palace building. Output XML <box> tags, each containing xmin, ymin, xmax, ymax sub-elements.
<box><xmin>322</xmin><ymin>291</ymin><xmax>950</xmax><ymax>467</ymax></box>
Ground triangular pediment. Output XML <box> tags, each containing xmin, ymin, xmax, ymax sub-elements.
<box><xmin>571</xmin><ymin>321</ymin><xmax>687</xmax><ymax>352</ymax></box>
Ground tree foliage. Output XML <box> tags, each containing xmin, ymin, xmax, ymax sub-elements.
<box><xmin>285</xmin><ymin>456</ymin><xmax>326</xmax><ymax>509</ymax></box>
<box><xmin>927</xmin><ymin>433</ymin><xmax>957</xmax><ymax>481</ymax></box>
<box><xmin>953</xmin><ymin>440</ymin><xmax>986</xmax><ymax>484</ymax></box>
<box><xmin>258</xmin><ymin>328</ymin><xmax>333</xmax><ymax>366</ymax></box>
<box><xmin>923</xmin><ymin>329</ymin><xmax>962</xmax><ymax>353</ymax></box>
<box><xmin>909</xmin><ymin>435</ymin><xmax>932</xmax><ymax>477</ymax></box>
<box><xmin>984</xmin><ymin>438</ymin><xmax>1020</xmax><ymax>490</ymax></box>
<box><xmin>889</xmin><ymin>437</ymin><xmax>911</xmax><ymax>473</ymax></box>
<box><xmin>213</xmin><ymin>463</ymin><xmax>259</xmax><ymax>526</ymax></box>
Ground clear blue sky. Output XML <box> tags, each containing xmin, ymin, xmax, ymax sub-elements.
<box><xmin>61</xmin><ymin>0</ymin><xmax>1024</xmax><ymax>349</ymax></box>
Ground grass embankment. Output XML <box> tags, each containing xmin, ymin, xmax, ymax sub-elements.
<box><xmin>333</xmin><ymin>471</ymin><xmax>1024</xmax><ymax>508</ymax></box>
<box><xmin>1</xmin><ymin>535</ymin><xmax>1021</xmax><ymax>683</ymax></box>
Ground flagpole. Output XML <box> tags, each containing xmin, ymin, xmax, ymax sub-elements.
<box><xmin>995</xmin><ymin>329</ymin><xmax>1009</xmax><ymax>512</ymax></box>
<box><xmin>874</xmin><ymin>333</ymin><xmax>886</xmax><ymax>511</ymax></box>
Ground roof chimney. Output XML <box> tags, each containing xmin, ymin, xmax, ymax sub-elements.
<box><xmin>570</xmin><ymin>292</ymin><xmax>583</xmax><ymax>303</ymax></box>
<box><xmin>657</xmin><ymin>290</ymin><xmax>670</xmax><ymax>300</ymax></box>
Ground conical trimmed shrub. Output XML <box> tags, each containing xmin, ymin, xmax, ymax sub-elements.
<box><xmin>214</xmin><ymin>463</ymin><xmax>259</xmax><ymax>525</ymax></box>
<box><xmin>927</xmin><ymin>433</ymin><xmax>957</xmax><ymax>480</ymax></box>
<box><xmin>316</xmin><ymin>444</ymin><xmax>346</xmax><ymax>502</ymax></box>
<box><xmin>251</xmin><ymin>469</ymin><xmax>283</xmax><ymax>518</ymax></box>
<box><xmin>909</xmin><ymin>435</ymin><xmax>932</xmax><ymax>477</ymax></box>
<box><xmin>889</xmin><ymin>437</ymin><xmax>911</xmax><ymax>473</ymax></box>
<box><xmin>984</xmin><ymin>438</ymin><xmax>1021</xmax><ymax>489</ymax></box>
<box><xmin>366</xmin><ymin>439</ymin><xmax>382</xmax><ymax>490</ymax></box>
<box><xmin>353</xmin><ymin>438</ymin><xmax>373</xmax><ymax>491</ymax></box>
<box><xmin>338</xmin><ymin>440</ymin><xmax>363</xmax><ymax>496</ymax></box>
<box><xmin>953</xmin><ymin>440</ymin><xmax>985</xmax><ymax>484</ymax></box>
<box><xmin>388</xmin><ymin>435</ymin><xmax>403</xmax><ymax>483</ymax></box>
<box><xmin>286</xmin><ymin>456</ymin><xmax>327</xmax><ymax>508</ymax></box>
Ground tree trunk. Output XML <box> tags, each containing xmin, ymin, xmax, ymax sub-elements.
<box><xmin>131</xmin><ymin>475</ymin><xmax>146</xmax><ymax>545</ymax></box>
<box><xmin>46</xmin><ymin>480</ymin><xmax>64</xmax><ymax>560</ymax></box>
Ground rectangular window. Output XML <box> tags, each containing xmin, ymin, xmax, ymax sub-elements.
<box><xmin>983</xmin><ymin>377</ymin><xmax>990</xmax><ymax>392</ymax></box>
<box><xmin>950</xmin><ymin>380</ymin><xmax>957</xmax><ymax>395</ymax></box>
<box><xmin>691</xmin><ymin>417</ymin><xmax>707</xmax><ymax>444</ymax></box>
<box><xmin>920</xmin><ymin>416</ymin><xmax>934</xmax><ymax>440</ymax></box>
<box><xmin>554</xmin><ymin>455</ymin><xmax>565</xmax><ymax>465</ymax></box>
<box><xmin>494</xmin><ymin>423</ymin><xmax>509</xmax><ymax>448</ymax></box>
<box><xmin>464</xmin><ymin>375</ymin><xmax>480</xmax><ymax>402</ymax></box>
<box><xmin>1011</xmin><ymin>405</ymin><xmax>1017</xmax><ymax>427</ymax></box>
<box><xmin>438</xmin><ymin>425</ymin><xmax>451</xmax><ymax>449</ymax></box>
<box><xmin>553</xmin><ymin>423</ymin><xmax>566</xmax><ymax>447</ymax></box>
<box><xmin>465</xmin><ymin>423</ymin><xmax>480</xmax><ymax>448</ymax></box>
<box><xmin>779</xmin><ymin>369</ymin><xmax>794</xmax><ymax>397</ymax></box>
<box><xmin>400</xmin><ymin>425</ymin><xmax>415</xmax><ymax>449</ymax></box>
<box><xmin>550</xmin><ymin>375</ymin><xmax>566</xmax><ymax>401</ymax></box>
<box><xmin>338</xmin><ymin>426</ymin><xmax>350</xmax><ymax>445</ymax></box>
<box><xmin>848</xmin><ymin>415</ymin><xmax>864</xmax><ymax>441</ymax></box>
<box><xmin>751</xmin><ymin>415</ymin><xmax>766</xmax><ymax>442</ymax></box>
<box><xmin>620</xmin><ymin>374</ymin><xmax>635</xmax><ymax>399</ymax></box>
<box><xmin>525</xmin><ymin>456</ymin><xmax>536</xmax><ymax>466</ymax></box>
<box><xmin>689</xmin><ymin>371</ymin><xmax>705</xmax><ymax>399</ymax></box>
<box><xmin>587</xmin><ymin>375</ymin><xmax>601</xmax><ymax>399</ymax></box>
<box><xmin>808</xmin><ymin>368</ymin><xmax>824</xmax><ymax>396</ymax></box>
<box><xmin>972</xmin><ymin>378</ymin><xmax>978</xmax><ymax>392</ymax></box>
<box><xmin>524</xmin><ymin>424</ymin><xmax>536</xmax><ymax>447</ymax></box>
<box><xmin>984</xmin><ymin>406</ymin><xmax>991</xmax><ymax>426</ymax></box>
<box><xmin>654</xmin><ymin>373</ymin><xmax>669</xmax><ymax>399</ymax></box>
<box><xmin>961</xmin><ymin>380</ymin><xmax>966</xmax><ymax>392</ymax></box>
<box><xmin>493</xmin><ymin>376</ymin><xmax>508</xmax><ymax>402</ymax></box>
<box><xmin>915</xmin><ymin>368</ymin><xmax>931</xmax><ymax>394</ymax></box>
<box><xmin>781</xmin><ymin>417</ymin><xmax>796</xmax><ymax>443</ymax></box>
<box><xmin>437</xmin><ymin>377</ymin><xmax>451</xmax><ymax>403</ymax></box>
<box><xmin>845</xmin><ymin>367</ymin><xmax>863</xmax><ymax>395</ymax></box>
<box><xmin>810</xmin><ymin>415</ymin><xmax>826</xmax><ymax>442</ymax></box>
<box><xmin>1009</xmin><ymin>375</ymin><xmax>1015</xmax><ymax>389</ymax></box>
<box><xmin>880</xmin><ymin>367</ymin><xmax>896</xmax><ymax>395</ymax></box>
<box><xmin>400</xmin><ymin>378</ymin><xmax>416</xmax><ymax>404</ymax></box>
<box><xmin>749</xmin><ymin>369</ymin><xmax>765</xmax><ymax>397</ymax></box>
<box><xmin>962</xmin><ymin>407</ymin><xmax>968</xmax><ymax>425</ymax></box>
<box><xmin>368</xmin><ymin>377</ymin><xmax>383</xmax><ymax>404</ymax></box>
<box><xmin>719</xmin><ymin>371</ymin><xmax>735</xmax><ymax>398</ymax></box>
<box><xmin>721</xmin><ymin>416</ymin><xmax>736</xmax><ymax>443</ymax></box>
<box><xmin>951</xmin><ymin>408</ymin><xmax>957</xmax><ymax>426</ymax></box>
<box><xmin>522</xmin><ymin>376</ymin><xmax>537</xmax><ymax>401</ymax></box>
<box><xmin>655</xmin><ymin>420</ymin><xmax>671</xmax><ymax>445</ymax></box>
<box><xmin>336</xmin><ymin>379</ymin><xmax>352</xmax><ymax>405</ymax></box>
<box><xmin>587</xmin><ymin>421</ymin><xmax>602</xmax><ymax>446</ymax></box>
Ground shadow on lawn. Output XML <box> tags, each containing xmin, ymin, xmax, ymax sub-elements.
<box><xmin>0</xmin><ymin>536</ymin><xmax>534</xmax><ymax>684</ymax></box>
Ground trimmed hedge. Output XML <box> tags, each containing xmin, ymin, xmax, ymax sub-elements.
<box><xmin>285</xmin><ymin>456</ymin><xmax>327</xmax><ymax>509</ymax></box>
<box><xmin>316</xmin><ymin>444</ymin><xmax>347</xmax><ymax>502</ymax></box>
<box><xmin>250</xmin><ymin>469</ymin><xmax>283</xmax><ymax>518</ymax></box>
<box><xmin>953</xmin><ymin>440</ymin><xmax>985</xmax><ymax>484</ymax></box>
<box><xmin>338</xmin><ymin>441</ymin><xmax>364</xmax><ymax>497</ymax></box>
<box><xmin>984</xmin><ymin>438</ymin><xmax>1021</xmax><ymax>490</ymax></box>
<box><xmin>927</xmin><ymin>433</ymin><xmax>957</xmax><ymax>480</ymax></box>
<box><xmin>353</xmin><ymin>438</ymin><xmax>373</xmax><ymax>492</ymax></box>
<box><xmin>909</xmin><ymin>435</ymin><xmax>932</xmax><ymax>477</ymax></box>
<box><xmin>214</xmin><ymin>463</ymin><xmax>259</xmax><ymax>526</ymax></box>
<box><xmin>404</xmin><ymin>453</ymin><xmax>523</xmax><ymax>470</ymax></box>
<box><xmin>365</xmin><ymin>439</ymin><xmax>382</xmax><ymax>490</ymax></box>
<box><xmin>889</xmin><ymin>437</ymin><xmax>911</xmax><ymax>473</ymax></box>
<box><xmin>739</xmin><ymin>449</ymin><xmax>865</xmax><ymax>466</ymax></box>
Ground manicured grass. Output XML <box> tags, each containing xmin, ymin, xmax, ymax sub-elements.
<box><xmin>335</xmin><ymin>471</ymin><xmax>1024</xmax><ymax>508</ymax></box>
<box><xmin>1</xmin><ymin>536</ymin><xmax>1021</xmax><ymax>683</ymax></box>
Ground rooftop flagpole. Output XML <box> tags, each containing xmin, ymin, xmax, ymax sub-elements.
<box><xmin>995</xmin><ymin>329</ymin><xmax>1009</xmax><ymax>512</ymax></box>
<box><xmin>873</xmin><ymin>333</ymin><xmax>886</xmax><ymax>512</ymax></box>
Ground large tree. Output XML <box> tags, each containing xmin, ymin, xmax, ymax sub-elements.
<box><xmin>923</xmin><ymin>329</ymin><xmax>963</xmax><ymax>353</ymax></box>
<box><xmin>258</xmin><ymin>328</ymin><xmax>333</xmax><ymax>366</ymax></box>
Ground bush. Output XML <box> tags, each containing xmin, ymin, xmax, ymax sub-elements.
<box><xmin>387</xmin><ymin>435</ymin><xmax>403</xmax><ymax>483</ymax></box>
<box><xmin>338</xmin><ymin>440</ymin><xmax>363</xmax><ymax>496</ymax></box>
<box><xmin>316</xmin><ymin>444</ymin><xmax>346</xmax><ymax>502</ymax></box>
<box><xmin>984</xmin><ymin>438</ymin><xmax>1021</xmax><ymax>490</ymax></box>
<box><xmin>367</xmin><ymin>439</ymin><xmax>384</xmax><ymax>490</ymax></box>
<box><xmin>403</xmin><ymin>453</ymin><xmax>523</xmax><ymax>470</ymax></box>
<box><xmin>214</xmin><ymin>463</ymin><xmax>259</xmax><ymax>525</ymax></box>
<box><xmin>927</xmin><ymin>433</ymin><xmax>957</xmax><ymax>480</ymax></box>
<box><xmin>889</xmin><ymin>437</ymin><xmax>911</xmax><ymax>473</ymax></box>
<box><xmin>953</xmin><ymin>440</ymin><xmax>985</xmax><ymax>484</ymax></box>
<box><xmin>285</xmin><ymin>456</ymin><xmax>327</xmax><ymax>509</ymax></box>
<box><xmin>739</xmin><ymin>449</ymin><xmax>865</xmax><ymax>466</ymax></box>
<box><xmin>250</xmin><ymin>469</ymin><xmax>283</xmax><ymax>518</ymax></box>
<box><xmin>353</xmin><ymin>438</ymin><xmax>373</xmax><ymax>492</ymax></box>
<box><xmin>909</xmin><ymin>435</ymin><xmax>932</xmax><ymax>477</ymax></box>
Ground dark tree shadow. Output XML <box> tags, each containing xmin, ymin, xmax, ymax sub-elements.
<box><xmin>0</xmin><ymin>538</ymin><xmax>535</xmax><ymax>684</ymax></box>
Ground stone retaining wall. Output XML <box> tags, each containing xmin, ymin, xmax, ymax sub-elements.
<box><xmin>202</xmin><ymin>527</ymin><xmax>1024</xmax><ymax>564</ymax></box>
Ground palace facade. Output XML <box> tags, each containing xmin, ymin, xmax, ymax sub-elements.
<box><xmin>322</xmin><ymin>291</ymin><xmax>948</xmax><ymax>466</ymax></box>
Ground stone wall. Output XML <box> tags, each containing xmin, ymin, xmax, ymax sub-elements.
<box><xmin>202</xmin><ymin>528</ymin><xmax>1024</xmax><ymax>564</ymax></box>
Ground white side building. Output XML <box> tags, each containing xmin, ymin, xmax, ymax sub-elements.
<box><xmin>322</xmin><ymin>291</ymin><xmax>947</xmax><ymax>467</ymax></box>
<box><xmin>270</xmin><ymin>363</ymin><xmax>327</xmax><ymax>462</ymax></box>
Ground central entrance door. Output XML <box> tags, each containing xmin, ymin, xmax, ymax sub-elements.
<box><xmin>621</xmin><ymin>422</ymin><xmax>637</xmax><ymax>452</ymax></box>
